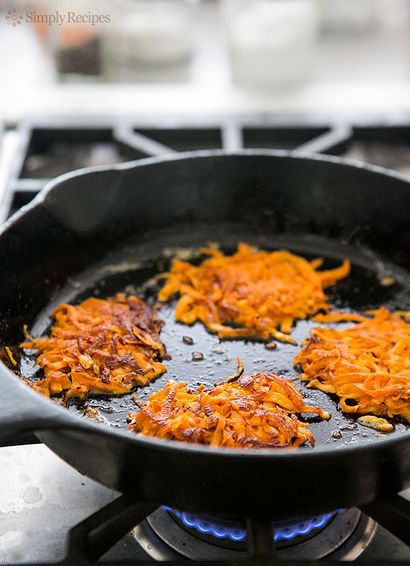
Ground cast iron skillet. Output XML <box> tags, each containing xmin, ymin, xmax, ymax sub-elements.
<box><xmin>0</xmin><ymin>150</ymin><xmax>409</xmax><ymax>521</ymax></box>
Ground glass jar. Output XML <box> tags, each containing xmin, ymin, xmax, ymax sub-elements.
<box><xmin>222</xmin><ymin>0</ymin><xmax>319</xmax><ymax>87</ymax></box>
<box><xmin>45</xmin><ymin>0</ymin><xmax>107</xmax><ymax>80</ymax></box>
<box><xmin>101</xmin><ymin>0</ymin><xmax>198</xmax><ymax>81</ymax></box>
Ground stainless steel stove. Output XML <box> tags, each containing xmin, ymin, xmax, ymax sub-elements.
<box><xmin>1</xmin><ymin>445</ymin><xmax>410</xmax><ymax>564</ymax></box>
<box><xmin>0</xmin><ymin>116</ymin><xmax>410</xmax><ymax>565</ymax></box>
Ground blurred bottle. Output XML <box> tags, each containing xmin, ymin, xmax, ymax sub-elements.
<box><xmin>222</xmin><ymin>0</ymin><xmax>319</xmax><ymax>88</ymax></box>
<box><xmin>45</xmin><ymin>0</ymin><xmax>104</xmax><ymax>80</ymax></box>
<box><xmin>101</xmin><ymin>0</ymin><xmax>198</xmax><ymax>80</ymax></box>
<box><xmin>53</xmin><ymin>25</ymin><xmax>101</xmax><ymax>78</ymax></box>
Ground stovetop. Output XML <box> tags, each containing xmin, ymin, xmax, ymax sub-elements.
<box><xmin>1</xmin><ymin>444</ymin><xmax>410</xmax><ymax>564</ymax></box>
<box><xmin>0</xmin><ymin>116</ymin><xmax>410</xmax><ymax>565</ymax></box>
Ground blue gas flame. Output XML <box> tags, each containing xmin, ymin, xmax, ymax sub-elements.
<box><xmin>164</xmin><ymin>507</ymin><xmax>342</xmax><ymax>543</ymax></box>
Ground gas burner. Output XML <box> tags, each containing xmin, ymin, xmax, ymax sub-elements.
<box><xmin>165</xmin><ymin>507</ymin><xmax>341</xmax><ymax>544</ymax></box>
<box><xmin>133</xmin><ymin>508</ymin><xmax>377</xmax><ymax>561</ymax></box>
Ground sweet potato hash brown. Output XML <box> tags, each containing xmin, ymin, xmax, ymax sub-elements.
<box><xmin>295</xmin><ymin>308</ymin><xmax>410</xmax><ymax>422</ymax></box>
<box><xmin>129</xmin><ymin>368</ymin><xmax>330</xmax><ymax>448</ymax></box>
<box><xmin>158</xmin><ymin>243</ymin><xmax>350</xmax><ymax>344</ymax></box>
<box><xmin>21</xmin><ymin>294</ymin><xmax>168</xmax><ymax>400</ymax></box>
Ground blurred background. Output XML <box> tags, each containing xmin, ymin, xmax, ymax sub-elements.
<box><xmin>1</xmin><ymin>0</ymin><xmax>410</xmax><ymax>220</ymax></box>
<box><xmin>1</xmin><ymin>0</ymin><xmax>410</xmax><ymax>118</ymax></box>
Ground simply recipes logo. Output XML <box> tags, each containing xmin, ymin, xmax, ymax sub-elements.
<box><xmin>6</xmin><ymin>8</ymin><xmax>23</xmax><ymax>26</ymax></box>
<box><xmin>5</xmin><ymin>8</ymin><xmax>111</xmax><ymax>27</ymax></box>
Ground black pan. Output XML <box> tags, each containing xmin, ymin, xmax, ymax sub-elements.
<box><xmin>0</xmin><ymin>150</ymin><xmax>409</xmax><ymax>522</ymax></box>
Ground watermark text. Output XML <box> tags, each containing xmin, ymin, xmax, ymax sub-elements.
<box><xmin>6</xmin><ymin>9</ymin><xmax>111</xmax><ymax>27</ymax></box>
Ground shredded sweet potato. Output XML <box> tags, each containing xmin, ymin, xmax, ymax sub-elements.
<box><xmin>158</xmin><ymin>243</ymin><xmax>350</xmax><ymax>344</ymax></box>
<box><xmin>129</xmin><ymin>370</ymin><xmax>330</xmax><ymax>448</ymax></box>
<box><xmin>295</xmin><ymin>308</ymin><xmax>410</xmax><ymax>421</ymax></box>
<box><xmin>21</xmin><ymin>294</ymin><xmax>168</xmax><ymax>400</ymax></box>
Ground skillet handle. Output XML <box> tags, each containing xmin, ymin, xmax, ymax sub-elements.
<box><xmin>0</xmin><ymin>364</ymin><xmax>72</xmax><ymax>446</ymax></box>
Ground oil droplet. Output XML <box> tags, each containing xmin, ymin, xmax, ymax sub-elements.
<box><xmin>192</xmin><ymin>352</ymin><xmax>204</xmax><ymax>361</ymax></box>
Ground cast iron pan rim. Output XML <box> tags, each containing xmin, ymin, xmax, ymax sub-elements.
<box><xmin>1</xmin><ymin>148</ymin><xmax>410</xmax><ymax>239</ymax></box>
<box><xmin>2</xmin><ymin>363</ymin><xmax>410</xmax><ymax>458</ymax></box>
<box><xmin>1</xmin><ymin>150</ymin><xmax>409</xmax><ymax>457</ymax></box>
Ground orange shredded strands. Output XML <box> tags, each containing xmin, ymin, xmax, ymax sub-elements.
<box><xmin>158</xmin><ymin>244</ymin><xmax>350</xmax><ymax>344</ymax></box>
<box><xmin>5</xmin><ymin>346</ymin><xmax>17</xmax><ymax>367</ymax></box>
<box><xmin>295</xmin><ymin>308</ymin><xmax>410</xmax><ymax>421</ymax></box>
<box><xmin>21</xmin><ymin>294</ymin><xmax>168</xmax><ymax>400</ymax></box>
<box><xmin>129</xmin><ymin>371</ymin><xmax>330</xmax><ymax>448</ymax></box>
